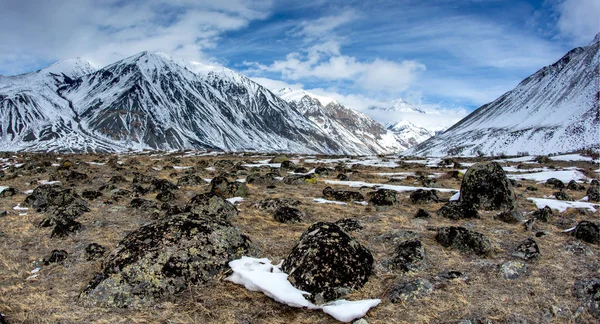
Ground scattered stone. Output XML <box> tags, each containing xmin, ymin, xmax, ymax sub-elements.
<box><xmin>109</xmin><ymin>175</ymin><xmax>127</xmax><ymax>183</ymax></box>
<box><xmin>43</xmin><ymin>249</ymin><xmax>68</xmax><ymax>265</ymax></box>
<box><xmin>545</xmin><ymin>178</ymin><xmax>565</xmax><ymax>189</ymax></box>
<box><xmin>51</xmin><ymin>219</ymin><xmax>83</xmax><ymax>238</ymax></box>
<box><xmin>573</xmin><ymin>278</ymin><xmax>600</xmax><ymax>319</ymax></box>
<box><xmin>525</xmin><ymin>186</ymin><xmax>538</xmax><ymax>191</ymax></box>
<box><xmin>572</xmin><ymin>221</ymin><xmax>599</xmax><ymax>244</ymax></box>
<box><xmin>511</xmin><ymin>238</ymin><xmax>540</xmax><ymax>260</ymax></box>
<box><xmin>0</xmin><ymin>210</ymin><xmax>7</xmax><ymax>217</ymax></box>
<box><xmin>554</xmin><ymin>190</ymin><xmax>573</xmax><ymax>201</ymax></box>
<box><xmin>85</xmin><ymin>243</ymin><xmax>107</xmax><ymax>261</ymax></box>
<box><xmin>388</xmin><ymin>278</ymin><xmax>433</xmax><ymax>303</ymax></box>
<box><xmin>414</xmin><ymin>208</ymin><xmax>431</xmax><ymax>218</ymax></box>
<box><xmin>282</xmin><ymin>173</ymin><xmax>317</xmax><ymax>185</ymax></box>
<box><xmin>495</xmin><ymin>209</ymin><xmax>524</xmax><ymax>224</ymax></box>
<box><xmin>185</xmin><ymin>193</ymin><xmax>238</xmax><ymax>221</ymax></box>
<box><xmin>156</xmin><ymin>190</ymin><xmax>176</xmax><ymax>203</ymax></box>
<box><xmin>150</xmin><ymin>178</ymin><xmax>178</xmax><ymax>193</ymax></box>
<box><xmin>0</xmin><ymin>187</ymin><xmax>16</xmax><ymax>198</ymax></box>
<box><xmin>177</xmin><ymin>175</ymin><xmax>205</xmax><ymax>186</ymax></box>
<box><xmin>523</xmin><ymin>218</ymin><xmax>536</xmax><ymax>232</ymax></box>
<box><xmin>246</xmin><ymin>173</ymin><xmax>280</xmax><ymax>185</ymax></box>
<box><xmin>409</xmin><ymin>189</ymin><xmax>440</xmax><ymax>204</ymax></box>
<box><xmin>209</xmin><ymin>176</ymin><xmax>248</xmax><ymax>198</ymax></box>
<box><xmin>65</xmin><ymin>171</ymin><xmax>88</xmax><ymax>182</ymax></box>
<box><xmin>420</xmin><ymin>177</ymin><xmax>441</xmax><ymax>188</ymax></box>
<box><xmin>282</xmin><ymin>222</ymin><xmax>374</xmax><ymax>303</ymax></box>
<box><xmin>280</xmin><ymin>160</ymin><xmax>296</xmax><ymax>170</ymax></box>
<box><xmin>273</xmin><ymin>206</ymin><xmax>305</xmax><ymax>223</ymax></box>
<box><xmin>336</xmin><ymin>174</ymin><xmax>349</xmax><ymax>181</ymax></box>
<box><xmin>23</xmin><ymin>184</ymin><xmax>88</xmax><ymax>213</ymax></box>
<box><xmin>130</xmin><ymin>198</ymin><xmax>159</xmax><ymax>211</ymax></box>
<box><xmin>459</xmin><ymin>161</ymin><xmax>516</xmax><ymax>210</ymax></box>
<box><xmin>566</xmin><ymin>180</ymin><xmax>585</xmax><ymax>191</ymax></box>
<box><xmin>532</xmin><ymin>206</ymin><xmax>553</xmax><ymax>222</ymax></box>
<box><xmin>437</xmin><ymin>201</ymin><xmax>479</xmax><ymax>220</ymax></box>
<box><xmin>252</xmin><ymin>198</ymin><xmax>301</xmax><ymax>211</ymax></box>
<box><xmin>366</xmin><ymin>189</ymin><xmax>398</xmax><ymax>206</ymax></box>
<box><xmin>322</xmin><ymin>186</ymin><xmax>364</xmax><ymax>202</ymax></box>
<box><xmin>80</xmin><ymin>213</ymin><xmax>252</xmax><ymax>308</ymax></box>
<box><xmin>435</xmin><ymin>226</ymin><xmax>494</xmax><ymax>256</ymax></box>
<box><xmin>587</xmin><ymin>186</ymin><xmax>600</xmax><ymax>202</ymax></box>
<box><xmin>535</xmin><ymin>231</ymin><xmax>548</xmax><ymax>238</ymax></box>
<box><xmin>82</xmin><ymin>190</ymin><xmax>102</xmax><ymax>200</ymax></box>
<box><xmin>293</xmin><ymin>167</ymin><xmax>308</xmax><ymax>174</ymax></box>
<box><xmin>314</xmin><ymin>167</ymin><xmax>333</xmax><ymax>176</ymax></box>
<box><xmin>391</xmin><ymin>239</ymin><xmax>425</xmax><ymax>272</ymax></box>
<box><xmin>334</xmin><ymin>218</ymin><xmax>363</xmax><ymax>232</ymax></box>
<box><xmin>500</xmin><ymin>260</ymin><xmax>528</xmax><ymax>279</ymax></box>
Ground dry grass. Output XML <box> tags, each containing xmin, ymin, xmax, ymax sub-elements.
<box><xmin>0</xmin><ymin>153</ymin><xmax>598</xmax><ymax>323</ymax></box>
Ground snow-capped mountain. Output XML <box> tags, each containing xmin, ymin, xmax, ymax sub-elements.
<box><xmin>276</xmin><ymin>88</ymin><xmax>403</xmax><ymax>153</ymax></box>
<box><xmin>368</xmin><ymin>98</ymin><xmax>426</xmax><ymax>114</ymax></box>
<box><xmin>0</xmin><ymin>52</ymin><xmax>402</xmax><ymax>154</ymax></box>
<box><xmin>404</xmin><ymin>34</ymin><xmax>600</xmax><ymax>157</ymax></box>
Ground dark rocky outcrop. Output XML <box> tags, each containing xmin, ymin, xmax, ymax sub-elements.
<box><xmin>149</xmin><ymin>179</ymin><xmax>178</xmax><ymax>193</ymax></box>
<box><xmin>572</xmin><ymin>221</ymin><xmax>599</xmax><ymax>244</ymax></box>
<box><xmin>495</xmin><ymin>209</ymin><xmax>524</xmax><ymax>224</ymax></box>
<box><xmin>554</xmin><ymin>190</ymin><xmax>573</xmax><ymax>201</ymax></box>
<box><xmin>282</xmin><ymin>173</ymin><xmax>317</xmax><ymax>185</ymax></box>
<box><xmin>414</xmin><ymin>208</ymin><xmax>431</xmax><ymax>218</ymax></box>
<box><xmin>281</xmin><ymin>222</ymin><xmax>373</xmax><ymax>303</ymax></box>
<box><xmin>366</xmin><ymin>189</ymin><xmax>398</xmax><ymax>206</ymax></box>
<box><xmin>44</xmin><ymin>249</ymin><xmax>68</xmax><ymax>265</ymax></box>
<box><xmin>130</xmin><ymin>198</ymin><xmax>159</xmax><ymax>211</ymax></box>
<box><xmin>388</xmin><ymin>279</ymin><xmax>433</xmax><ymax>303</ymax></box>
<box><xmin>459</xmin><ymin>162</ymin><xmax>516</xmax><ymax>210</ymax></box>
<box><xmin>573</xmin><ymin>278</ymin><xmax>600</xmax><ymax>319</ymax></box>
<box><xmin>156</xmin><ymin>190</ymin><xmax>176</xmax><ymax>203</ymax></box>
<box><xmin>390</xmin><ymin>239</ymin><xmax>425</xmax><ymax>272</ymax></box>
<box><xmin>246</xmin><ymin>173</ymin><xmax>280</xmax><ymax>186</ymax></box>
<box><xmin>532</xmin><ymin>206</ymin><xmax>553</xmax><ymax>222</ymax></box>
<box><xmin>177</xmin><ymin>175</ymin><xmax>205</xmax><ymax>186</ymax></box>
<box><xmin>209</xmin><ymin>176</ymin><xmax>248</xmax><ymax>198</ymax></box>
<box><xmin>82</xmin><ymin>190</ymin><xmax>103</xmax><ymax>200</ymax></box>
<box><xmin>185</xmin><ymin>193</ymin><xmax>238</xmax><ymax>221</ymax></box>
<box><xmin>334</xmin><ymin>218</ymin><xmax>363</xmax><ymax>232</ymax></box>
<box><xmin>545</xmin><ymin>178</ymin><xmax>565</xmax><ymax>189</ymax></box>
<box><xmin>587</xmin><ymin>185</ymin><xmax>600</xmax><ymax>202</ymax></box>
<box><xmin>85</xmin><ymin>243</ymin><xmax>107</xmax><ymax>261</ymax></box>
<box><xmin>435</xmin><ymin>226</ymin><xmax>494</xmax><ymax>256</ymax></box>
<box><xmin>252</xmin><ymin>198</ymin><xmax>301</xmax><ymax>211</ymax></box>
<box><xmin>80</xmin><ymin>213</ymin><xmax>252</xmax><ymax>308</ymax></box>
<box><xmin>511</xmin><ymin>238</ymin><xmax>540</xmax><ymax>260</ymax></box>
<box><xmin>0</xmin><ymin>187</ymin><xmax>16</xmax><ymax>198</ymax></box>
<box><xmin>23</xmin><ymin>184</ymin><xmax>88</xmax><ymax>213</ymax></box>
<box><xmin>409</xmin><ymin>189</ymin><xmax>440</xmax><ymax>204</ymax></box>
<box><xmin>566</xmin><ymin>180</ymin><xmax>585</xmax><ymax>191</ymax></box>
<box><xmin>437</xmin><ymin>201</ymin><xmax>479</xmax><ymax>220</ymax></box>
<box><xmin>280</xmin><ymin>160</ymin><xmax>296</xmax><ymax>170</ymax></box>
<box><xmin>322</xmin><ymin>186</ymin><xmax>364</xmax><ymax>202</ymax></box>
<box><xmin>273</xmin><ymin>206</ymin><xmax>305</xmax><ymax>223</ymax></box>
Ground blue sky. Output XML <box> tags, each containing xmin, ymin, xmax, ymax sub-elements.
<box><xmin>0</xmin><ymin>0</ymin><xmax>598</xmax><ymax>127</ymax></box>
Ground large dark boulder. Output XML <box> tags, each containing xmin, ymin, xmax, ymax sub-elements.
<box><xmin>184</xmin><ymin>193</ymin><xmax>238</xmax><ymax>221</ymax></box>
<box><xmin>459</xmin><ymin>162</ymin><xmax>516</xmax><ymax>210</ymax></box>
<box><xmin>495</xmin><ymin>209</ymin><xmax>524</xmax><ymax>224</ymax></box>
<box><xmin>573</xmin><ymin>278</ymin><xmax>600</xmax><ymax>319</ymax></box>
<box><xmin>273</xmin><ymin>206</ymin><xmax>305</xmax><ymax>223</ymax></box>
<box><xmin>390</xmin><ymin>239</ymin><xmax>425</xmax><ymax>272</ymax></box>
<box><xmin>546</xmin><ymin>178</ymin><xmax>565</xmax><ymax>189</ymax></box>
<box><xmin>532</xmin><ymin>206</ymin><xmax>553</xmax><ymax>222</ymax></box>
<box><xmin>80</xmin><ymin>213</ymin><xmax>252</xmax><ymax>308</ymax></box>
<box><xmin>511</xmin><ymin>238</ymin><xmax>540</xmax><ymax>260</ymax></box>
<box><xmin>23</xmin><ymin>184</ymin><xmax>88</xmax><ymax>213</ymax></box>
<box><xmin>366</xmin><ymin>189</ymin><xmax>399</xmax><ymax>206</ymax></box>
<box><xmin>252</xmin><ymin>198</ymin><xmax>301</xmax><ymax>211</ymax></box>
<box><xmin>409</xmin><ymin>189</ymin><xmax>440</xmax><ymax>204</ymax></box>
<box><xmin>435</xmin><ymin>226</ymin><xmax>494</xmax><ymax>256</ymax></box>
<box><xmin>246</xmin><ymin>173</ymin><xmax>280</xmax><ymax>186</ymax></box>
<box><xmin>177</xmin><ymin>175</ymin><xmax>205</xmax><ymax>186</ymax></box>
<box><xmin>209</xmin><ymin>176</ymin><xmax>248</xmax><ymax>198</ymax></box>
<box><xmin>572</xmin><ymin>221</ymin><xmax>599</xmax><ymax>244</ymax></box>
<box><xmin>322</xmin><ymin>186</ymin><xmax>364</xmax><ymax>202</ymax></box>
<box><xmin>587</xmin><ymin>186</ymin><xmax>600</xmax><ymax>202</ymax></box>
<box><xmin>437</xmin><ymin>201</ymin><xmax>479</xmax><ymax>220</ymax></box>
<box><xmin>281</xmin><ymin>222</ymin><xmax>374</xmax><ymax>303</ymax></box>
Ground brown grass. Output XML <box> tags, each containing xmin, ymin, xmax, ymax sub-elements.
<box><xmin>0</xmin><ymin>153</ymin><xmax>598</xmax><ymax>323</ymax></box>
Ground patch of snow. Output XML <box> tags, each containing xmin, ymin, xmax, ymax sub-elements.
<box><xmin>507</xmin><ymin>170</ymin><xmax>588</xmax><ymax>183</ymax></box>
<box><xmin>203</xmin><ymin>178</ymin><xmax>212</xmax><ymax>183</ymax></box>
<box><xmin>354</xmin><ymin>201</ymin><xmax>368</xmax><ymax>206</ymax></box>
<box><xmin>549</xmin><ymin>154</ymin><xmax>596</xmax><ymax>162</ymax></box>
<box><xmin>0</xmin><ymin>186</ymin><xmax>8</xmax><ymax>194</ymax></box>
<box><xmin>526</xmin><ymin>198</ymin><xmax>599</xmax><ymax>212</ymax></box>
<box><xmin>313</xmin><ymin>198</ymin><xmax>347</xmax><ymax>205</ymax></box>
<box><xmin>23</xmin><ymin>189</ymin><xmax>34</xmax><ymax>194</ymax></box>
<box><xmin>449</xmin><ymin>192</ymin><xmax>460</xmax><ymax>201</ymax></box>
<box><xmin>227</xmin><ymin>256</ymin><xmax>380</xmax><ymax>322</ymax></box>
<box><xmin>288</xmin><ymin>168</ymin><xmax>316</xmax><ymax>175</ymax></box>
<box><xmin>30</xmin><ymin>267</ymin><xmax>41</xmax><ymax>274</ymax></box>
<box><xmin>205</xmin><ymin>167</ymin><xmax>216</xmax><ymax>172</ymax></box>
<box><xmin>173</xmin><ymin>166</ymin><xmax>192</xmax><ymax>170</ymax></box>
<box><xmin>242</xmin><ymin>163</ymin><xmax>281</xmax><ymax>168</ymax></box>
<box><xmin>492</xmin><ymin>156</ymin><xmax>536</xmax><ymax>163</ymax></box>
<box><xmin>19</xmin><ymin>213</ymin><xmax>27</xmax><ymax>216</ymax></box>
<box><xmin>563</xmin><ymin>226</ymin><xmax>577</xmax><ymax>233</ymax></box>
<box><xmin>227</xmin><ymin>197</ymin><xmax>244</xmax><ymax>204</ymax></box>
<box><xmin>38</xmin><ymin>180</ymin><xmax>61</xmax><ymax>185</ymax></box>
<box><xmin>87</xmin><ymin>162</ymin><xmax>106</xmax><ymax>166</ymax></box>
<box><xmin>236</xmin><ymin>178</ymin><xmax>246</xmax><ymax>183</ymax></box>
<box><xmin>502</xmin><ymin>166</ymin><xmax>548</xmax><ymax>173</ymax></box>
<box><xmin>13</xmin><ymin>204</ymin><xmax>28</xmax><ymax>211</ymax></box>
<box><xmin>375</xmin><ymin>172</ymin><xmax>415</xmax><ymax>177</ymax></box>
<box><xmin>324</xmin><ymin>180</ymin><xmax>458</xmax><ymax>193</ymax></box>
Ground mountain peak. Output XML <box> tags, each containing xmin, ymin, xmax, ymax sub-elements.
<box><xmin>590</xmin><ymin>32</ymin><xmax>600</xmax><ymax>46</ymax></box>
<box><xmin>368</xmin><ymin>98</ymin><xmax>425</xmax><ymax>114</ymax></box>
<box><xmin>39</xmin><ymin>58</ymin><xmax>96</xmax><ymax>78</ymax></box>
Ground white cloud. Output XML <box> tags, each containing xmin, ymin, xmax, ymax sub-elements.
<box><xmin>556</xmin><ymin>0</ymin><xmax>600</xmax><ymax>45</ymax></box>
<box><xmin>293</xmin><ymin>10</ymin><xmax>358</xmax><ymax>40</ymax></box>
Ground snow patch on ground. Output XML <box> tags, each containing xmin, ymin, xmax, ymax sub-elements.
<box><xmin>507</xmin><ymin>170</ymin><xmax>588</xmax><ymax>183</ymax></box>
<box><xmin>449</xmin><ymin>192</ymin><xmax>460</xmax><ymax>201</ymax></box>
<box><xmin>549</xmin><ymin>154</ymin><xmax>597</xmax><ymax>162</ymax></box>
<box><xmin>313</xmin><ymin>198</ymin><xmax>347</xmax><ymax>205</ymax></box>
<box><xmin>226</xmin><ymin>197</ymin><xmax>244</xmax><ymax>204</ymax></box>
<box><xmin>227</xmin><ymin>256</ymin><xmax>380</xmax><ymax>322</ymax></box>
<box><xmin>0</xmin><ymin>186</ymin><xmax>8</xmax><ymax>194</ymax></box>
<box><xmin>324</xmin><ymin>180</ymin><xmax>458</xmax><ymax>193</ymax></box>
<box><xmin>527</xmin><ymin>198</ymin><xmax>599</xmax><ymax>212</ymax></box>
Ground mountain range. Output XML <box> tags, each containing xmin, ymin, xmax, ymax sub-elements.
<box><xmin>404</xmin><ymin>33</ymin><xmax>600</xmax><ymax>157</ymax></box>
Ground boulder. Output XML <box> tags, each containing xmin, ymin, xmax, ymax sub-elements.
<box><xmin>314</xmin><ymin>167</ymin><xmax>333</xmax><ymax>176</ymax></box>
<box><xmin>130</xmin><ymin>198</ymin><xmax>159</xmax><ymax>211</ymax></box>
<box><xmin>587</xmin><ymin>186</ymin><xmax>600</xmax><ymax>202</ymax></box>
<box><xmin>85</xmin><ymin>243</ymin><xmax>107</xmax><ymax>261</ymax></box>
<box><xmin>282</xmin><ymin>173</ymin><xmax>317</xmax><ymax>185</ymax></box>
<box><xmin>459</xmin><ymin>162</ymin><xmax>516</xmax><ymax>210</ymax></box>
<box><xmin>82</xmin><ymin>190</ymin><xmax>103</xmax><ymax>200</ymax></box>
<box><xmin>209</xmin><ymin>176</ymin><xmax>248</xmax><ymax>198</ymax></box>
<box><xmin>390</xmin><ymin>239</ymin><xmax>425</xmax><ymax>272</ymax></box>
<box><xmin>532</xmin><ymin>206</ymin><xmax>553</xmax><ymax>222</ymax></box>
<box><xmin>150</xmin><ymin>178</ymin><xmax>178</xmax><ymax>193</ymax></box>
<box><xmin>554</xmin><ymin>190</ymin><xmax>573</xmax><ymax>201</ymax></box>
<box><xmin>336</xmin><ymin>174</ymin><xmax>349</xmax><ymax>181</ymax></box>
<box><xmin>500</xmin><ymin>260</ymin><xmax>528</xmax><ymax>280</ymax></box>
<box><xmin>185</xmin><ymin>193</ymin><xmax>238</xmax><ymax>221</ymax></box>
<box><xmin>388</xmin><ymin>279</ymin><xmax>433</xmax><ymax>303</ymax></box>
<box><xmin>414</xmin><ymin>208</ymin><xmax>431</xmax><ymax>218</ymax></box>
<box><xmin>366</xmin><ymin>189</ymin><xmax>398</xmax><ymax>206</ymax></box>
<box><xmin>322</xmin><ymin>186</ymin><xmax>364</xmax><ymax>202</ymax></box>
<box><xmin>334</xmin><ymin>218</ymin><xmax>363</xmax><ymax>232</ymax></box>
<box><xmin>280</xmin><ymin>160</ymin><xmax>296</xmax><ymax>170</ymax></box>
<box><xmin>177</xmin><ymin>175</ymin><xmax>205</xmax><ymax>186</ymax></box>
<box><xmin>0</xmin><ymin>187</ymin><xmax>16</xmax><ymax>198</ymax></box>
<box><xmin>50</xmin><ymin>219</ymin><xmax>83</xmax><ymax>238</ymax></box>
<box><xmin>156</xmin><ymin>190</ymin><xmax>176</xmax><ymax>203</ymax></box>
<box><xmin>80</xmin><ymin>213</ymin><xmax>252</xmax><ymax>308</ymax></box>
<box><xmin>495</xmin><ymin>209</ymin><xmax>524</xmax><ymax>224</ymax></box>
<box><xmin>511</xmin><ymin>238</ymin><xmax>540</xmax><ymax>260</ymax></box>
<box><xmin>409</xmin><ymin>189</ymin><xmax>440</xmax><ymax>204</ymax></box>
<box><xmin>109</xmin><ymin>175</ymin><xmax>127</xmax><ymax>183</ymax></box>
<box><xmin>44</xmin><ymin>249</ymin><xmax>68</xmax><ymax>265</ymax></box>
<box><xmin>281</xmin><ymin>222</ymin><xmax>374</xmax><ymax>303</ymax></box>
<box><xmin>435</xmin><ymin>226</ymin><xmax>494</xmax><ymax>256</ymax></box>
<box><xmin>246</xmin><ymin>173</ymin><xmax>280</xmax><ymax>186</ymax></box>
<box><xmin>572</xmin><ymin>221</ymin><xmax>599</xmax><ymax>244</ymax></box>
<box><xmin>566</xmin><ymin>180</ymin><xmax>585</xmax><ymax>191</ymax></box>
<box><xmin>545</xmin><ymin>178</ymin><xmax>565</xmax><ymax>189</ymax></box>
<box><xmin>437</xmin><ymin>201</ymin><xmax>479</xmax><ymax>220</ymax></box>
<box><xmin>273</xmin><ymin>206</ymin><xmax>305</xmax><ymax>223</ymax></box>
<box><xmin>573</xmin><ymin>278</ymin><xmax>600</xmax><ymax>319</ymax></box>
<box><xmin>252</xmin><ymin>198</ymin><xmax>301</xmax><ymax>211</ymax></box>
<box><xmin>23</xmin><ymin>184</ymin><xmax>88</xmax><ymax>213</ymax></box>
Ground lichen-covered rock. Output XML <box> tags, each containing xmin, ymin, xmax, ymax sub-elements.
<box><xmin>414</xmin><ymin>208</ymin><xmax>431</xmax><ymax>218</ymax></box>
<box><xmin>388</xmin><ymin>278</ymin><xmax>433</xmax><ymax>303</ymax></box>
<box><xmin>511</xmin><ymin>238</ymin><xmax>540</xmax><ymax>260</ymax></box>
<box><xmin>130</xmin><ymin>198</ymin><xmax>159</xmax><ymax>211</ymax></box>
<box><xmin>209</xmin><ymin>176</ymin><xmax>248</xmax><ymax>198</ymax></box>
<box><xmin>391</xmin><ymin>239</ymin><xmax>425</xmax><ymax>272</ymax></box>
<box><xmin>246</xmin><ymin>173</ymin><xmax>280</xmax><ymax>186</ymax></box>
<box><xmin>44</xmin><ymin>249</ymin><xmax>68</xmax><ymax>265</ymax></box>
<box><xmin>334</xmin><ymin>218</ymin><xmax>363</xmax><ymax>232</ymax></box>
<box><xmin>0</xmin><ymin>187</ymin><xmax>16</xmax><ymax>198</ymax></box>
<box><xmin>572</xmin><ymin>221</ymin><xmax>599</xmax><ymax>244</ymax></box>
<box><xmin>252</xmin><ymin>198</ymin><xmax>301</xmax><ymax>211</ymax></box>
<box><xmin>150</xmin><ymin>178</ymin><xmax>178</xmax><ymax>193</ymax></box>
<box><xmin>273</xmin><ymin>206</ymin><xmax>305</xmax><ymax>223</ymax></box>
<box><xmin>573</xmin><ymin>278</ymin><xmax>600</xmax><ymax>319</ymax></box>
<box><xmin>281</xmin><ymin>222</ymin><xmax>374</xmax><ymax>303</ymax></box>
<box><xmin>366</xmin><ymin>189</ymin><xmax>398</xmax><ymax>206</ymax></box>
<box><xmin>336</xmin><ymin>174</ymin><xmax>349</xmax><ymax>181</ymax></box>
<box><xmin>314</xmin><ymin>167</ymin><xmax>333</xmax><ymax>176</ymax></box>
<box><xmin>546</xmin><ymin>178</ymin><xmax>565</xmax><ymax>189</ymax></box>
<box><xmin>23</xmin><ymin>184</ymin><xmax>88</xmax><ymax>213</ymax></box>
<box><xmin>156</xmin><ymin>190</ymin><xmax>176</xmax><ymax>203</ymax></box>
<box><xmin>282</xmin><ymin>173</ymin><xmax>317</xmax><ymax>185</ymax></box>
<box><xmin>109</xmin><ymin>175</ymin><xmax>127</xmax><ymax>184</ymax></box>
<box><xmin>533</xmin><ymin>206</ymin><xmax>553</xmax><ymax>222</ymax></box>
<box><xmin>495</xmin><ymin>209</ymin><xmax>524</xmax><ymax>224</ymax></box>
<box><xmin>587</xmin><ymin>186</ymin><xmax>600</xmax><ymax>202</ymax></box>
<box><xmin>566</xmin><ymin>180</ymin><xmax>585</xmax><ymax>191</ymax></box>
<box><xmin>185</xmin><ymin>193</ymin><xmax>238</xmax><ymax>221</ymax></box>
<box><xmin>80</xmin><ymin>213</ymin><xmax>252</xmax><ymax>308</ymax></box>
<box><xmin>85</xmin><ymin>243</ymin><xmax>107</xmax><ymax>261</ymax></box>
<box><xmin>322</xmin><ymin>186</ymin><xmax>364</xmax><ymax>202</ymax></box>
<box><xmin>280</xmin><ymin>160</ymin><xmax>296</xmax><ymax>170</ymax></box>
<box><xmin>500</xmin><ymin>260</ymin><xmax>527</xmax><ymax>280</ymax></box>
<box><xmin>177</xmin><ymin>175</ymin><xmax>205</xmax><ymax>186</ymax></box>
<box><xmin>435</xmin><ymin>226</ymin><xmax>494</xmax><ymax>256</ymax></box>
<box><xmin>459</xmin><ymin>162</ymin><xmax>516</xmax><ymax>210</ymax></box>
<box><xmin>554</xmin><ymin>190</ymin><xmax>573</xmax><ymax>201</ymax></box>
<box><xmin>437</xmin><ymin>201</ymin><xmax>479</xmax><ymax>220</ymax></box>
<box><xmin>82</xmin><ymin>190</ymin><xmax>102</xmax><ymax>200</ymax></box>
<box><xmin>410</xmin><ymin>189</ymin><xmax>440</xmax><ymax>204</ymax></box>
<box><xmin>51</xmin><ymin>219</ymin><xmax>83</xmax><ymax>238</ymax></box>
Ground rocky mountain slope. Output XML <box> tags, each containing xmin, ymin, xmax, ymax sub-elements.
<box><xmin>0</xmin><ymin>52</ymin><xmax>403</xmax><ymax>154</ymax></box>
<box><xmin>276</xmin><ymin>88</ymin><xmax>403</xmax><ymax>153</ymax></box>
<box><xmin>404</xmin><ymin>34</ymin><xmax>600</xmax><ymax>157</ymax></box>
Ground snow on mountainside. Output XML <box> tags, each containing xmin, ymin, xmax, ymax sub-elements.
<box><xmin>275</xmin><ymin>88</ymin><xmax>403</xmax><ymax>153</ymax></box>
<box><xmin>404</xmin><ymin>33</ymin><xmax>600</xmax><ymax>157</ymax></box>
<box><xmin>0</xmin><ymin>52</ymin><xmax>401</xmax><ymax>154</ymax></box>
<box><xmin>368</xmin><ymin>98</ymin><xmax>426</xmax><ymax>114</ymax></box>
